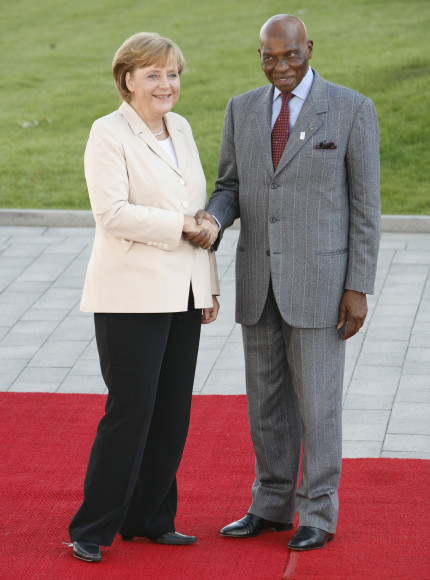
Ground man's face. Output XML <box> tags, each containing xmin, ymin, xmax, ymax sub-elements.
<box><xmin>259</xmin><ymin>24</ymin><xmax>313</xmax><ymax>92</ymax></box>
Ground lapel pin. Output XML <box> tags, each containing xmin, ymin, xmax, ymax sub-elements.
<box><xmin>300</xmin><ymin>132</ymin><xmax>305</xmax><ymax>140</ymax></box>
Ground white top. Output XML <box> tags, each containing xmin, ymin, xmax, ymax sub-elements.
<box><xmin>158</xmin><ymin>136</ymin><xmax>179</xmax><ymax>167</ymax></box>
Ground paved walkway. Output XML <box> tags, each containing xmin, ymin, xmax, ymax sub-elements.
<box><xmin>0</xmin><ymin>225</ymin><xmax>429</xmax><ymax>459</ymax></box>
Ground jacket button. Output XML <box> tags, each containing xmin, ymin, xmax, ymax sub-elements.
<box><xmin>271</xmin><ymin>184</ymin><xmax>277</xmax><ymax>189</ymax></box>
<box><xmin>269</xmin><ymin>217</ymin><xmax>278</xmax><ymax>223</ymax></box>
<box><xmin>266</xmin><ymin>250</ymin><xmax>270</xmax><ymax>256</ymax></box>
<box><xmin>182</xmin><ymin>201</ymin><xmax>189</xmax><ymax>208</ymax></box>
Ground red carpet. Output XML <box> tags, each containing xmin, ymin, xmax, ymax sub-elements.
<box><xmin>0</xmin><ymin>393</ymin><xmax>429</xmax><ymax>580</ymax></box>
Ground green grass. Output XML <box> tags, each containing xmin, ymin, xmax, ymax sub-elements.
<box><xmin>1</xmin><ymin>0</ymin><xmax>429</xmax><ymax>213</ymax></box>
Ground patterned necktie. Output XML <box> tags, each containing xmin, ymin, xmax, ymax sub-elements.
<box><xmin>271</xmin><ymin>92</ymin><xmax>294</xmax><ymax>170</ymax></box>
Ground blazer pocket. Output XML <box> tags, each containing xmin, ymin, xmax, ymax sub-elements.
<box><xmin>316</xmin><ymin>248</ymin><xmax>348</xmax><ymax>256</ymax></box>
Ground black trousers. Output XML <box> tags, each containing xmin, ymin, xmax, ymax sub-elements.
<box><xmin>69</xmin><ymin>292</ymin><xmax>201</xmax><ymax>546</ymax></box>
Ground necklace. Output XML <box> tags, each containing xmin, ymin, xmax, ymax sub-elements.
<box><xmin>152</xmin><ymin>122</ymin><xmax>166</xmax><ymax>137</ymax></box>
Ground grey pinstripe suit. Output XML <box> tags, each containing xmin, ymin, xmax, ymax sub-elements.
<box><xmin>208</xmin><ymin>70</ymin><xmax>380</xmax><ymax>532</ymax></box>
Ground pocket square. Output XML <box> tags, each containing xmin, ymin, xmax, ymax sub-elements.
<box><xmin>314</xmin><ymin>140</ymin><xmax>337</xmax><ymax>149</ymax></box>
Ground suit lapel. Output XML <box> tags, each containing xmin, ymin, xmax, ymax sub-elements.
<box><xmin>275</xmin><ymin>71</ymin><xmax>328</xmax><ymax>174</ymax></box>
<box><xmin>119</xmin><ymin>102</ymin><xmax>185</xmax><ymax>178</ymax></box>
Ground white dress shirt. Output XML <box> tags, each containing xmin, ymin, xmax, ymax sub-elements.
<box><xmin>271</xmin><ymin>66</ymin><xmax>314</xmax><ymax>133</ymax></box>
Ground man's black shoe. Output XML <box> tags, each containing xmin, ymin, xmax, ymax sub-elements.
<box><xmin>288</xmin><ymin>526</ymin><xmax>334</xmax><ymax>551</ymax></box>
<box><xmin>220</xmin><ymin>513</ymin><xmax>293</xmax><ymax>538</ymax></box>
<box><xmin>73</xmin><ymin>541</ymin><xmax>102</xmax><ymax>562</ymax></box>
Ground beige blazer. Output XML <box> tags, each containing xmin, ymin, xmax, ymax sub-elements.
<box><xmin>81</xmin><ymin>102</ymin><xmax>219</xmax><ymax>313</ymax></box>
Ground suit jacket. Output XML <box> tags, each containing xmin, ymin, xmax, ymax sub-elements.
<box><xmin>81</xmin><ymin>102</ymin><xmax>219</xmax><ymax>313</ymax></box>
<box><xmin>208</xmin><ymin>70</ymin><xmax>380</xmax><ymax>328</ymax></box>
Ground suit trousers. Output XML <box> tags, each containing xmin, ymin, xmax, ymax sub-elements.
<box><xmin>69</xmin><ymin>291</ymin><xmax>201</xmax><ymax>546</ymax></box>
<box><xmin>242</xmin><ymin>283</ymin><xmax>345</xmax><ymax>533</ymax></box>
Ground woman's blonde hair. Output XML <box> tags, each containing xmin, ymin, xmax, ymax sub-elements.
<box><xmin>112</xmin><ymin>32</ymin><xmax>186</xmax><ymax>101</ymax></box>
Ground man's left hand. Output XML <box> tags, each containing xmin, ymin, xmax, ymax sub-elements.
<box><xmin>336</xmin><ymin>290</ymin><xmax>368</xmax><ymax>340</ymax></box>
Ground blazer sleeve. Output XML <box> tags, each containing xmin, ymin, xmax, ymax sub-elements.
<box><xmin>85</xmin><ymin>118</ymin><xmax>184</xmax><ymax>251</ymax></box>
<box><xmin>209</xmin><ymin>250</ymin><xmax>220</xmax><ymax>295</ymax></box>
<box><xmin>344</xmin><ymin>97</ymin><xmax>381</xmax><ymax>294</ymax></box>
<box><xmin>207</xmin><ymin>98</ymin><xmax>241</xmax><ymax>249</ymax></box>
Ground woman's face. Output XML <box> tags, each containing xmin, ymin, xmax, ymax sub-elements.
<box><xmin>126</xmin><ymin>58</ymin><xmax>180</xmax><ymax>121</ymax></box>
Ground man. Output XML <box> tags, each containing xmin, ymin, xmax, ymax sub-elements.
<box><xmin>188</xmin><ymin>14</ymin><xmax>380</xmax><ymax>550</ymax></box>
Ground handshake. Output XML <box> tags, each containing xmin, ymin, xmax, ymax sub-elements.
<box><xmin>182</xmin><ymin>210</ymin><xmax>219</xmax><ymax>250</ymax></box>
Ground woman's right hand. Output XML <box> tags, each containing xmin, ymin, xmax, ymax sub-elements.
<box><xmin>182</xmin><ymin>215</ymin><xmax>218</xmax><ymax>249</ymax></box>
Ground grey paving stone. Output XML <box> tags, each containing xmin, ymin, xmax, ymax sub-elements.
<box><xmin>0</xmin><ymin>345</ymin><xmax>40</xmax><ymax>359</ymax></box>
<box><xmin>364</xmin><ymin>327</ymin><xmax>411</xmax><ymax>342</ymax></box>
<box><xmin>21</xmin><ymin>308</ymin><xmax>71</xmax><ymax>322</ymax></box>
<box><xmin>342</xmin><ymin>409</ymin><xmax>390</xmax><ymax>441</ymax></box>
<box><xmin>6</xmin><ymin>281</ymin><xmax>51</xmax><ymax>294</ymax></box>
<box><xmin>29</xmin><ymin>340</ymin><xmax>89</xmax><ymax>367</ymax></box>
<box><xmin>51</xmin><ymin>276</ymin><xmax>86</xmax><ymax>289</ymax></box>
<box><xmin>405</xmin><ymin>347</ymin><xmax>430</xmax><ymax>362</ymax></box>
<box><xmin>342</xmin><ymin>440</ymin><xmax>382</xmax><ymax>458</ymax></box>
<box><xmin>201</xmin><ymin>369</ymin><xmax>246</xmax><ymax>394</ymax></box>
<box><xmin>43</xmin><ymin>239</ymin><xmax>91</xmax><ymax>254</ymax></box>
<box><xmin>10</xmin><ymin>367</ymin><xmax>69</xmax><ymax>392</ymax></box>
<box><xmin>0</xmin><ymin>327</ymin><xmax>9</xmax><ymax>341</ymax></box>
<box><xmin>50</xmin><ymin>316</ymin><xmax>94</xmax><ymax>341</ymax></box>
<box><xmin>0</xmin><ymin>359</ymin><xmax>30</xmax><ymax>390</ymax></box>
<box><xmin>388</xmin><ymin>402</ymin><xmax>430</xmax><ymax>435</ymax></box>
<box><xmin>383</xmin><ymin>434</ymin><xmax>430</xmax><ymax>454</ymax></box>
<box><xmin>380</xmin><ymin>451</ymin><xmax>430</xmax><ymax>459</ymax></box>
<box><xmin>7</xmin><ymin>235</ymin><xmax>65</xmax><ymax>246</ymax></box>
<box><xmin>57</xmin><ymin>374</ymin><xmax>106</xmax><ymax>394</ymax></box>
<box><xmin>60</xmin><ymin>258</ymin><xmax>91</xmax><ymax>278</ymax></box>
<box><xmin>402</xmin><ymin>361</ymin><xmax>430</xmax><ymax>374</ymax></box>
<box><xmin>1</xmin><ymin>245</ymin><xmax>45</xmax><ymax>258</ymax></box>
<box><xmin>0</xmin><ymin>227</ymin><xmax>46</xmax><ymax>236</ymax></box>
<box><xmin>69</xmin><ymin>359</ymin><xmax>101</xmax><ymax>376</ymax></box>
<box><xmin>343</xmin><ymin>393</ymin><xmax>394</xmax><ymax>410</ymax></box>
<box><xmin>213</xmin><ymin>350</ymin><xmax>245</xmax><ymax>371</ymax></box>
<box><xmin>199</xmin><ymin>321</ymin><xmax>236</xmax><ymax>338</ymax></box>
<box><xmin>46</xmin><ymin>227</ymin><xmax>95</xmax><ymax>238</ymax></box>
<box><xmin>352</xmin><ymin>364</ymin><xmax>402</xmax><ymax>383</ymax></box>
<box><xmin>357</xmin><ymin>339</ymin><xmax>408</xmax><ymax>366</ymax></box>
<box><xmin>393</xmin><ymin>251</ymin><xmax>430</xmax><ymax>265</ymax></box>
<box><xmin>79</xmin><ymin>338</ymin><xmax>99</xmax><ymax>360</ymax></box>
<box><xmin>372</xmin><ymin>304</ymin><xmax>419</xmax><ymax>318</ymax></box>
<box><xmin>378</xmin><ymin>239</ymin><xmax>407</xmax><ymax>250</ymax></box>
<box><xmin>396</xmin><ymin>375</ymin><xmax>430</xmax><ymax>402</ymax></box>
<box><xmin>31</xmin><ymin>288</ymin><xmax>81</xmax><ymax>310</ymax></box>
<box><xmin>346</xmin><ymin>379</ymin><xmax>398</xmax><ymax>397</ymax></box>
<box><xmin>1</xmin><ymin>332</ymin><xmax>50</xmax><ymax>348</ymax></box>
<box><xmin>0</xmin><ymin>256</ymin><xmax>35</xmax><ymax>275</ymax></box>
<box><xmin>367</xmin><ymin>315</ymin><xmax>414</xmax><ymax>330</ymax></box>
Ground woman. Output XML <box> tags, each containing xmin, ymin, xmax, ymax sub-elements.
<box><xmin>69</xmin><ymin>32</ymin><xmax>219</xmax><ymax>563</ymax></box>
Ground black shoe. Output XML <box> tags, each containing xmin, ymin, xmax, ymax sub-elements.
<box><xmin>288</xmin><ymin>526</ymin><xmax>334</xmax><ymax>551</ymax></box>
<box><xmin>220</xmin><ymin>513</ymin><xmax>293</xmax><ymax>538</ymax></box>
<box><xmin>148</xmin><ymin>531</ymin><xmax>196</xmax><ymax>545</ymax></box>
<box><xmin>73</xmin><ymin>541</ymin><xmax>102</xmax><ymax>562</ymax></box>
